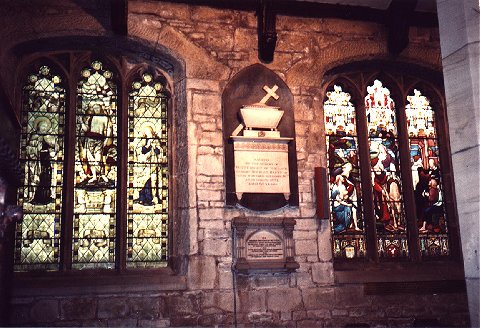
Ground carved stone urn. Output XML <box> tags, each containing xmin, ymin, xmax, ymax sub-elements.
<box><xmin>240</xmin><ymin>102</ymin><xmax>284</xmax><ymax>130</ymax></box>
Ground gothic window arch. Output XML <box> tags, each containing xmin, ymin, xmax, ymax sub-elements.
<box><xmin>15</xmin><ymin>53</ymin><xmax>176</xmax><ymax>272</ymax></box>
<box><xmin>322</xmin><ymin>64</ymin><xmax>460</xmax><ymax>264</ymax></box>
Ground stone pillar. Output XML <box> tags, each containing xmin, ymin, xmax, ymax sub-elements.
<box><xmin>437</xmin><ymin>0</ymin><xmax>479</xmax><ymax>326</ymax></box>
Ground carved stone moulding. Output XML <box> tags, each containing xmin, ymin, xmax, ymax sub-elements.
<box><xmin>232</xmin><ymin>216</ymin><xmax>299</xmax><ymax>274</ymax></box>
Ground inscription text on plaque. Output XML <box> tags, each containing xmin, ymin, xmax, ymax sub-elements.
<box><xmin>233</xmin><ymin>139</ymin><xmax>290</xmax><ymax>197</ymax></box>
<box><xmin>246</xmin><ymin>230</ymin><xmax>284</xmax><ymax>260</ymax></box>
<box><xmin>232</xmin><ymin>217</ymin><xmax>299</xmax><ymax>273</ymax></box>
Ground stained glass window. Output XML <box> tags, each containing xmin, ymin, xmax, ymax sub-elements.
<box><xmin>73</xmin><ymin>61</ymin><xmax>117</xmax><ymax>269</ymax></box>
<box><xmin>127</xmin><ymin>73</ymin><xmax>169</xmax><ymax>268</ymax></box>
<box><xmin>324</xmin><ymin>85</ymin><xmax>365</xmax><ymax>259</ymax></box>
<box><xmin>14</xmin><ymin>55</ymin><xmax>173</xmax><ymax>273</ymax></box>
<box><xmin>406</xmin><ymin>89</ymin><xmax>449</xmax><ymax>256</ymax></box>
<box><xmin>15</xmin><ymin>65</ymin><xmax>65</xmax><ymax>271</ymax></box>
<box><xmin>365</xmin><ymin>80</ymin><xmax>408</xmax><ymax>258</ymax></box>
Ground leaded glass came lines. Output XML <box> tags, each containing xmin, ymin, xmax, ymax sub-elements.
<box><xmin>406</xmin><ymin>89</ymin><xmax>449</xmax><ymax>257</ymax></box>
<box><xmin>15</xmin><ymin>65</ymin><xmax>65</xmax><ymax>271</ymax></box>
<box><xmin>365</xmin><ymin>80</ymin><xmax>408</xmax><ymax>258</ymax></box>
<box><xmin>73</xmin><ymin>61</ymin><xmax>117</xmax><ymax>269</ymax></box>
<box><xmin>14</xmin><ymin>58</ymin><xmax>172</xmax><ymax>272</ymax></box>
<box><xmin>127</xmin><ymin>73</ymin><xmax>168</xmax><ymax>268</ymax></box>
<box><xmin>324</xmin><ymin>85</ymin><xmax>366</xmax><ymax>259</ymax></box>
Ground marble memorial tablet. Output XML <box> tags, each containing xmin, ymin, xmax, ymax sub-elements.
<box><xmin>232</xmin><ymin>138</ymin><xmax>291</xmax><ymax>199</ymax></box>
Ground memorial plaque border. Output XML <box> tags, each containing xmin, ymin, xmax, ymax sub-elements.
<box><xmin>232</xmin><ymin>216</ymin><xmax>299</xmax><ymax>273</ymax></box>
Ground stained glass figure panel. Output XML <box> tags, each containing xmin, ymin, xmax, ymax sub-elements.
<box><xmin>406</xmin><ymin>89</ymin><xmax>448</xmax><ymax>257</ymax></box>
<box><xmin>366</xmin><ymin>80</ymin><xmax>408</xmax><ymax>258</ymax></box>
<box><xmin>73</xmin><ymin>61</ymin><xmax>117</xmax><ymax>268</ymax></box>
<box><xmin>324</xmin><ymin>85</ymin><xmax>365</xmax><ymax>259</ymax></box>
<box><xmin>127</xmin><ymin>73</ymin><xmax>169</xmax><ymax>267</ymax></box>
<box><xmin>15</xmin><ymin>66</ymin><xmax>65</xmax><ymax>271</ymax></box>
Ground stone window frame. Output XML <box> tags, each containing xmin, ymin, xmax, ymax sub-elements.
<box><xmin>320</xmin><ymin>60</ymin><xmax>465</xmax><ymax>283</ymax></box>
<box><xmin>11</xmin><ymin>41</ymin><xmax>189</xmax><ymax>285</ymax></box>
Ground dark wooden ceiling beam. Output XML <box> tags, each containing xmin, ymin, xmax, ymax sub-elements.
<box><xmin>111</xmin><ymin>0</ymin><xmax>128</xmax><ymax>35</ymax></box>
<box><xmin>257</xmin><ymin>0</ymin><xmax>277</xmax><ymax>63</ymax></box>
<box><xmin>386</xmin><ymin>0</ymin><xmax>418</xmax><ymax>55</ymax></box>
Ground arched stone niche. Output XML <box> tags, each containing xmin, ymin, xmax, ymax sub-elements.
<box><xmin>223</xmin><ymin>64</ymin><xmax>299</xmax><ymax>211</ymax></box>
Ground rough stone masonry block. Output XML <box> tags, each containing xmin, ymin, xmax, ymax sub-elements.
<box><xmin>192</xmin><ymin>93</ymin><xmax>222</xmax><ymax>116</ymax></box>
<box><xmin>238</xmin><ymin>290</ymin><xmax>267</xmax><ymax>313</ymax></box>
<box><xmin>198</xmin><ymin>208</ymin><xmax>225</xmax><ymax>221</ymax></box>
<box><xmin>334</xmin><ymin>285</ymin><xmax>370</xmax><ymax>308</ymax></box>
<box><xmin>60</xmin><ymin>297</ymin><xmax>96</xmax><ymax>320</ymax></box>
<box><xmin>317</xmin><ymin>222</ymin><xmax>333</xmax><ymax>262</ymax></box>
<box><xmin>166</xmin><ymin>293</ymin><xmax>201</xmax><ymax>317</ymax></box>
<box><xmin>30</xmin><ymin>299</ymin><xmax>60</xmax><ymax>323</ymax></box>
<box><xmin>311</xmin><ymin>262</ymin><xmax>334</xmax><ymax>285</ymax></box>
<box><xmin>295</xmin><ymin>239</ymin><xmax>318</xmax><ymax>256</ymax></box>
<box><xmin>302</xmin><ymin>287</ymin><xmax>335</xmax><ymax>310</ymax></box>
<box><xmin>199</xmin><ymin>131</ymin><xmax>223</xmax><ymax>147</ymax></box>
<box><xmin>188</xmin><ymin>255</ymin><xmax>217</xmax><ymax>290</ymax></box>
<box><xmin>202</xmin><ymin>291</ymin><xmax>234</xmax><ymax>312</ymax></box>
<box><xmin>267</xmin><ymin>288</ymin><xmax>303</xmax><ymax>312</ymax></box>
<box><xmin>127</xmin><ymin>297</ymin><xmax>161</xmax><ymax>320</ymax></box>
<box><xmin>97</xmin><ymin>297</ymin><xmax>128</xmax><ymax>319</ymax></box>
<box><xmin>201</xmin><ymin>238</ymin><xmax>229</xmax><ymax>256</ymax></box>
<box><xmin>197</xmin><ymin>189</ymin><xmax>222</xmax><ymax>202</ymax></box>
<box><xmin>197</xmin><ymin>154</ymin><xmax>223</xmax><ymax>175</ymax></box>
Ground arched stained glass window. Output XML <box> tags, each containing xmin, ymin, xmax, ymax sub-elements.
<box><xmin>13</xmin><ymin>52</ymin><xmax>177</xmax><ymax>273</ymax></box>
<box><xmin>324</xmin><ymin>85</ymin><xmax>365</xmax><ymax>259</ymax></box>
<box><xmin>406</xmin><ymin>89</ymin><xmax>449</xmax><ymax>256</ymax></box>
<box><xmin>15</xmin><ymin>65</ymin><xmax>66</xmax><ymax>271</ymax></box>
<box><xmin>322</xmin><ymin>65</ymin><xmax>460</xmax><ymax>266</ymax></box>
<box><xmin>365</xmin><ymin>80</ymin><xmax>408</xmax><ymax>258</ymax></box>
<box><xmin>73</xmin><ymin>60</ymin><xmax>117</xmax><ymax>269</ymax></box>
<box><xmin>127</xmin><ymin>73</ymin><xmax>169</xmax><ymax>268</ymax></box>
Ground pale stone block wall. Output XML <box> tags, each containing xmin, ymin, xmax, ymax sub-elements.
<box><xmin>0</xmin><ymin>1</ymin><xmax>472</xmax><ymax>326</ymax></box>
<box><xmin>437</xmin><ymin>0</ymin><xmax>480</xmax><ymax>326</ymax></box>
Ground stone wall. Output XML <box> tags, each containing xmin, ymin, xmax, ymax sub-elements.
<box><xmin>9</xmin><ymin>286</ymin><xmax>470</xmax><ymax>327</ymax></box>
<box><xmin>437</xmin><ymin>0</ymin><xmax>480</xmax><ymax>326</ymax></box>
<box><xmin>0</xmin><ymin>1</ymin><xmax>471</xmax><ymax>327</ymax></box>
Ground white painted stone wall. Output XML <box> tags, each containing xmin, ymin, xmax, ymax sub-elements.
<box><xmin>437</xmin><ymin>0</ymin><xmax>480</xmax><ymax>325</ymax></box>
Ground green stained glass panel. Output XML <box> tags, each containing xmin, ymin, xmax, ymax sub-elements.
<box><xmin>73</xmin><ymin>61</ymin><xmax>117</xmax><ymax>268</ymax></box>
<box><xmin>72</xmin><ymin>214</ymin><xmax>115</xmax><ymax>269</ymax></box>
<box><xmin>127</xmin><ymin>73</ymin><xmax>169</xmax><ymax>267</ymax></box>
<box><xmin>15</xmin><ymin>65</ymin><xmax>65</xmax><ymax>271</ymax></box>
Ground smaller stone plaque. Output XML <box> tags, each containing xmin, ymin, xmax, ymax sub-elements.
<box><xmin>232</xmin><ymin>216</ymin><xmax>299</xmax><ymax>273</ymax></box>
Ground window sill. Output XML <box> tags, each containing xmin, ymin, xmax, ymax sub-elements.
<box><xmin>12</xmin><ymin>267</ymin><xmax>187</xmax><ymax>297</ymax></box>
<box><xmin>333</xmin><ymin>259</ymin><xmax>465</xmax><ymax>284</ymax></box>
